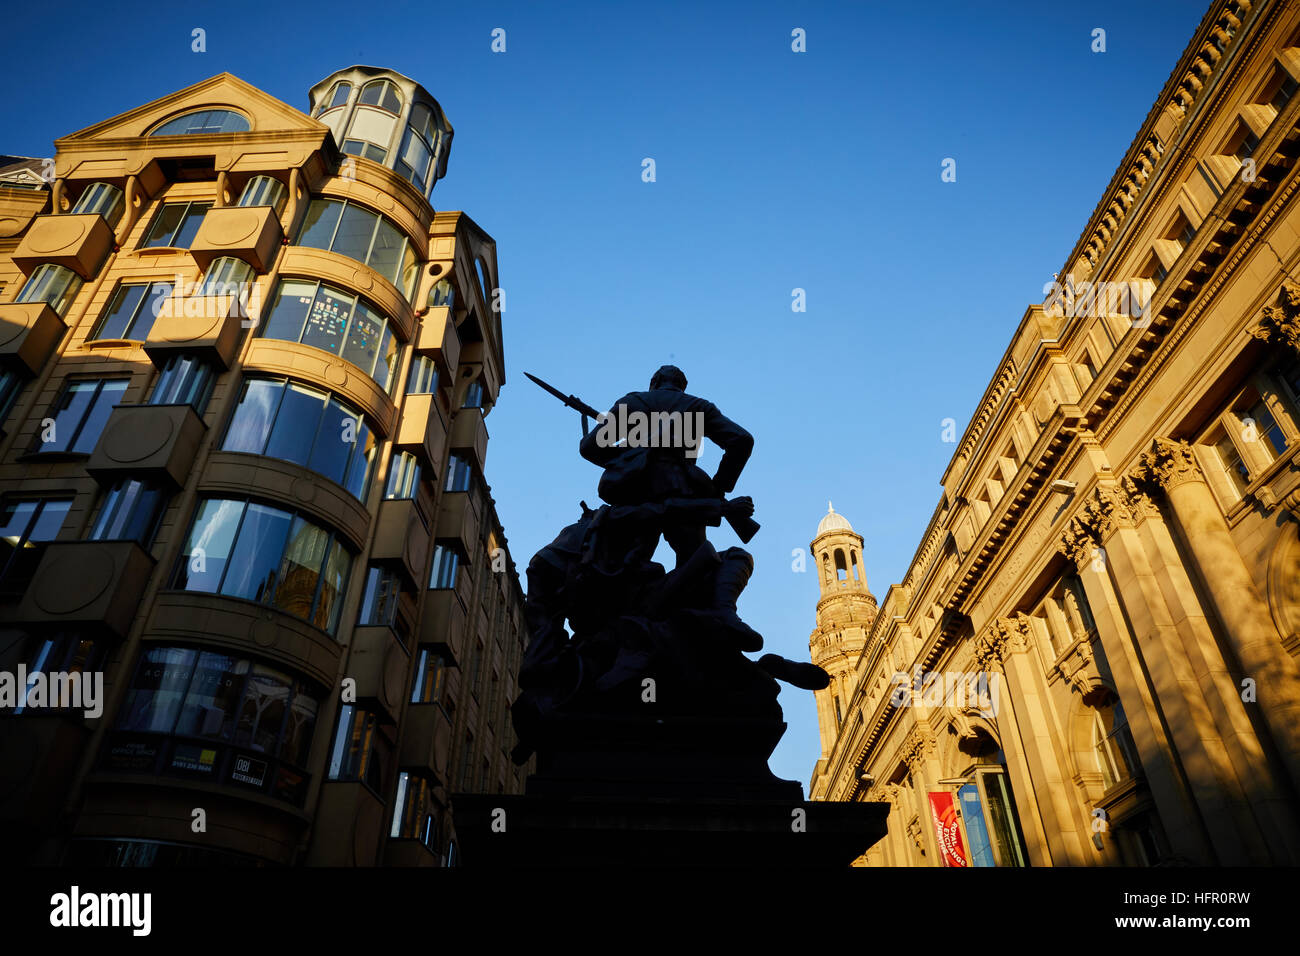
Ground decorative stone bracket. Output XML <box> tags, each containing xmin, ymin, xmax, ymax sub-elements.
<box><xmin>1250</xmin><ymin>282</ymin><xmax>1300</xmax><ymax>353</ymax></box>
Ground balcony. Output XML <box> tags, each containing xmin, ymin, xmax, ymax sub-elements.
<box><xmin>414</xmin><ymin>305</ymin><xmax>459</xmax><ymax>381</ymax></box>
<box><xmin>188</xmin><ymin>204</ymin><xmax>283</xmax><ymax>272</ymax></box>
<box><xmin>370</xmin><ymin>497</ymin><xmax>430</xmax><ymax>589</ymax></box>
<box><xmin>348</xmin><ymin>625</ymin><xmax>410</xmax><ymax>721</ymax></box>
<box><xmin>449</xmin><ymin>406</ymin><xmax>489</xmax><ymax>473</ymax></box>
<box><xmin>85</xmin><ymin>403</ymin><xmax>207</xmax><ymax>488</ymax></box>
<box><xmin>398</xmin><ymin>702</ymin><xmax>453</xmax><ymax>783</ymax></box>
<box><xmin>306</xmin><ymin>780</ymin><xmax>385</xmax><ymax>865</ymax></box>
<box><xmin>15</xmin><ymin>540</ymin><xmax>156</xmax><ymax>638</ymax></box>
<box><xmin>394</xmin><ymin>392</ymin><xmax>449</xmax><ymax>472</ymax></box>
<box><xmin>144</xmin><ymin>292</ymin><xmax>247</xmax><ymax>369</ymax></box>
<box><xmin>11</xmin><ymin>213</ymin><xmax>114</xmax><ymax>279</ymax></box>
<box><xmin>437</xmin><ymin>491</ymin><xmax>480</xmax><ymax>559</ymax></box>
<box><xmin>0</xmin><ymin>302</ymin><xmax>65</xmax><ymax>374</ymax></box>
<box><xmin>419</xmin><ymin>588</ymin><xmax>467</xmax><ymax>665</ymax></box>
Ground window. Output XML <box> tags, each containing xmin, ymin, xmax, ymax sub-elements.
<box><xmin>16</xmin><ymin>263</ymin><xmax>82</xmax><ymax>315</ymax></box>
<box><xmin>0</xmin><ymin>497</ymin><xmax>72</xmax><ymax>594</ymax></box>
<box><xmin>1225</xmin><ymin>120</ymin><xmax>1260</xmax><ymax>163</ymax></box>
<box><xmin>1241</xmin><ymin>396</ymin><xmax>1287</xmax><ymax>460</ymax></box>
<box><xmin>1202</xmin><ymin>380</ymin><xmax>1299</xmax><ymax>506</ymax></box>
<box><xmin>391</xmin><ymin>772</ymin><xmax>439</xmax><ymax>850</ymax></box>
<box><xmin>1139</xmin><ymin>252</ymin><xmax>1168</xmax><ymax>285</ymax></box>
<box><xmin>92</xmin><ymin>282</ymin><xmax>171</xmax><ymax>341</ymax></box>
<box><xmin>384</xmin><ymin>450</ymin><xmax>422</xmax><ymax>500</ymax></box>
<box><xmin>358</xmin><ymin>79</ymin><xmax>402</xmax><ymax>115</ymax></box>
<box><xmin>259</xmin><ymin>279</ymin><xmax>401</xmax><ymax>391</ymax></box>
<box><xmin>1165</xmin><ymin>210</ymin><xmax>1195</xmax><ymax>253</ymax></box>
<box><xmin>397</xmin><ymin>103</ymin><xmax>439</xmax><ymax>193</ymax></box>
<box><xmin>13</xmin><ymin>633</ymin><xmax>105</xmax><ymax>715</ymax></box>
<box><xmin>34</xmin><ymin>378</ymin><xmax>128</xmax><ymax>454</ymax></box>
<box><xmin>342</xmin><ymin>140</ymin><xmax>388</xmax><ymax>163</ymax></box>
<box><xmin>171</xmin><ymin>498</ymin><xmax>353</xmax><ymax>634</ymax></box>
<box><xmin>1262</xmin><ymin>63</ymin><xmax>1299</xmax><ymax>114</ymax></box>
<box><xmin>327</xmin><ymin>703</ymin><xmax>390</xmax><ymax>792</ymax></box>
<box><xmin>358</xmin><ymin>565</ymin><xmax>410</xmax><ymax>643</ymax></box>
<box><xmin>410</xmin><ymin>647</ymin><xmax>445</xmax><ymax>704</ymax></box>
<box><xmin>429</xmin><ymin>543</ymin><xmax>459</xmax><ymax>589</ymax></box>
<box><xmin>428</xmin><ymin>278</ymin><xmax>455</xmax><ymax>310</ymax></box>
<box><xmin>106</xmin><ymin>645</ymin><xmax>319</xmax><ymax>805</ymax></box>
<box><xmin>295</xmin><ymin>199</ymin><xmax>418</xmax><ymax>299</ymax></box>
<box><xmin>320</xmin><ymin>81</ymin><xmax>352</xmax><ymax>114</ymax></box>
<box><xmin>221</xmin><ymin>377</ymin><xmax>375</xmax><ymax>500</ymax></box>
<box><xmin>0</xmin><ymin>368</ymin><xmax>24</xmax><ymax>426</ymax></box>
<box><xmin>150</xmin><ymin>354</ymin><xmax>215</xmax><ymax>412</ymax></box>
<box><xmin>407</xmin><ymin>356</ymin><xmax>439</xmax><ymax>394</ymax></box>
<box><xmin>1093</xmin><ymin>695</ymin><xmax>1140</xmax><ymax>790</ymax></box>
<box><xmin>197</xmin><ymin>256</ymin><xmax>254</xmax><ymax>299</ymax></box>
<box><xmin>1212</xmin><ymin>428</ymin><xmax>1251</xmax><ymax>499</ymax></box>
<box><xmin>445</xmin><ymin>453</ymin><xmax>472</xmax><ymax>493</ymax></box>
<box><xmin>462</xmin><ymin>381</ymin><xmax>484</xmax><ymax>409</ymax></box>
<box><xmin>88</xmin><ymin>479</ymin><xmax>167</xmax><ymax>546</ymax></box>
<box><xmin>236</xmin><ymin>175</ymin><xmax>287</xmax><ymax>216</ymax></box>
<box><xmin>150</xmin><ymin>110</ymin><xmax>250</xmax><ymax>136</ymax></box>
<box><xmin>70</xmin><ymin>182</ymin><xmax>125</xmax><ymax>228</ymax></box>
<box><xmin>141</xmin><ymin>201</ymin><xmax>210</xmax><ymax>248</ymax></box>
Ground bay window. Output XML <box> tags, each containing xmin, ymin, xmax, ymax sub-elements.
<box><xmin>259</xmin><ymin>278</ymin><xmax>401</xmax><ymax>392</ymax></box>
<box><xmin>171</xmin><ymin>498</ymin><xmax>353</xmax><ymax>634</ymax></box>
<box><xmin>221</xmin><ymin>376</ymin><xmax>375</xmax><ymax>500</ymax></box>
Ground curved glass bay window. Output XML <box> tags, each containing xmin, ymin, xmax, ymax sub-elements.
<box><xmin>236</xmin><ymin>175</ymin><xmax>287</xmax><ymax>216</ymax></box>
<box><xmin>396</xmin><ymin>103</ymin><xmax>440</xmax><ymax>194</ymax></box>
<box><xmin>150</xmin><ymin>109</ymin><xmax>250</xmax><ymax>136</ymax></box>
<box><xmin>17</xmin><ymin>263</ymin><xmax>82</xmax><ymax>316</ymax></box>
<box><xmin>150</xmin><ymin>354</ymin><xmax>216</xmax><ymax>412</ymax></box>
<box><xmin>427</xmin><ymin>278</ymin><xmax>455</xmax><ymax>310</ymax></box>
<box><xmin>70</xmin><ymin>181</ymin><xmax>125</xmax><ymax>228</ymax></box>
<box><xmin>171</xmin><ymin>498</ymin><xmax>353</xmax><ymax>634</ymax></box>
<box><xmin>259</xmin><ymin>279</ymin><xmax>401</xmax><ymax>392</ymax></box>
<box><xmin>197</xmin><ymin>256</ymin><xmax>254</xmax><ymax>297</ymax></box>
<box><xmin>222</xmin><ymin>377</ymin><xmax>376</xmax><ymax>500</ymax></box>
<box><xmin>328</xmin><ymin>703</ymin><xmax>391</xmax><ymax>793</ymax></box>
<box><xmin>106</xmin><ymin>645</ymin><xmax>320</xmax><ymax>805</ymax></box>
<box><xmin>295</xmin><ymin>198</ymin><xmax>418</xmax><ymax>299</ymax></box>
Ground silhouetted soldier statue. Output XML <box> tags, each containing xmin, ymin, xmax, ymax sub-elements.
<box><xmin>578</xmin><ymin>365</ymin><xmax>755</xmax><ymax>567</ymax></box>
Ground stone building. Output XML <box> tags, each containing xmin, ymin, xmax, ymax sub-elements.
<box><xmin>0</xmin><ymin>66</ymin><xmax>530</xmax><ymax>865</ymax></box>
<box><xmin>810</xmin><ymin>0</ymin><xmax>1300</xmax><ymax>866</ymax></box>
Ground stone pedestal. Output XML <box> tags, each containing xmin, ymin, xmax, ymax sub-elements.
<box><xmin>452</xmin><ymin>712</ymin><xmax>889</xmax><ymax>867</ymax></box>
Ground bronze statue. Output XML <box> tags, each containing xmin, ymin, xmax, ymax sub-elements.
<box><xmin>512</xmin><ymin>367</ymin><xmax>828</xmax><ymax>768</ymax></box>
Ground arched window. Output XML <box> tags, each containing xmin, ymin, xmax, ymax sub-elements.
<box><xmin>150</xmin><ymin>109</ymin><xmax>250</xmax><ymax>136</ymax></box>
<box><xmin>358</xmin><ymin>79</ymin><xmax>403</xmax><ymax>115</ymax></box>
<box><xmin>320</xmin><ymin>81</ymin><xmax>352</xmax><ymax>115</ymax></box>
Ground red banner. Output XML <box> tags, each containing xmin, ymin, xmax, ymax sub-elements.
<box><xmin>928</xmin><ymin>791</ymin><xmax>970</xmax><ymax>867</ymax></box>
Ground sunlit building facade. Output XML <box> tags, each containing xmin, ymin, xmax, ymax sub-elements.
<box><xmin>0</xmin><ymin>67</ymin><xmax>529</xmax><ymax>865</ymax></box>
<box><xmin>811</xmin><ymin>0</ymin><xmax>1300</xmax><ymax>866</ymax></box>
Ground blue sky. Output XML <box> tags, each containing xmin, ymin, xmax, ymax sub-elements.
<box><xmin>3</xmin><ymin>0</ymin><xmax>1207</xmax><ymax>788</ymax></box>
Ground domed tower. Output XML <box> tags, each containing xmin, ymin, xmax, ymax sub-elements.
<box><xmin>307</xmin><ymin>66</ymin><xmax>454</xmax><ymax>200</ymax></box>
<box><xmin>809</xmin><ymin>503</ymin><xmax>878</xmax><ymax>758</ymax></box>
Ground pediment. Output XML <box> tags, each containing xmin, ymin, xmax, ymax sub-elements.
<box><xmin>56</xmin><ymin>73</ymin><xmax>326</xmax><ymax>144</ymax></box>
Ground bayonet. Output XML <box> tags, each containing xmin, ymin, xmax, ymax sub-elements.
<box><xmin>525</xmin><ymin>372</ymin><xmax>601</xmax><ymax>436</ymax></box>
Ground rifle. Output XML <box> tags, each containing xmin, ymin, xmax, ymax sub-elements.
<box><xmin>526</xmin><ymin>372</ymin><xmax>759</xmax><ymax>543</ymax></box>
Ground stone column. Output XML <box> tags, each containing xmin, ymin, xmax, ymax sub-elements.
<box><xmin>1137</xmin><ymin>438</ymin><xmax>1300</xmax><ymax>795</ymax></box>
<box><xmin>1062</xmin><ymin>486</ymin><xmax>1245</xmax><ymax>864</ymax></box>
<box><xmin>976</xmin><ymin>618</ymin><xmax>1087</xmax><ymax>865</ymax></box>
